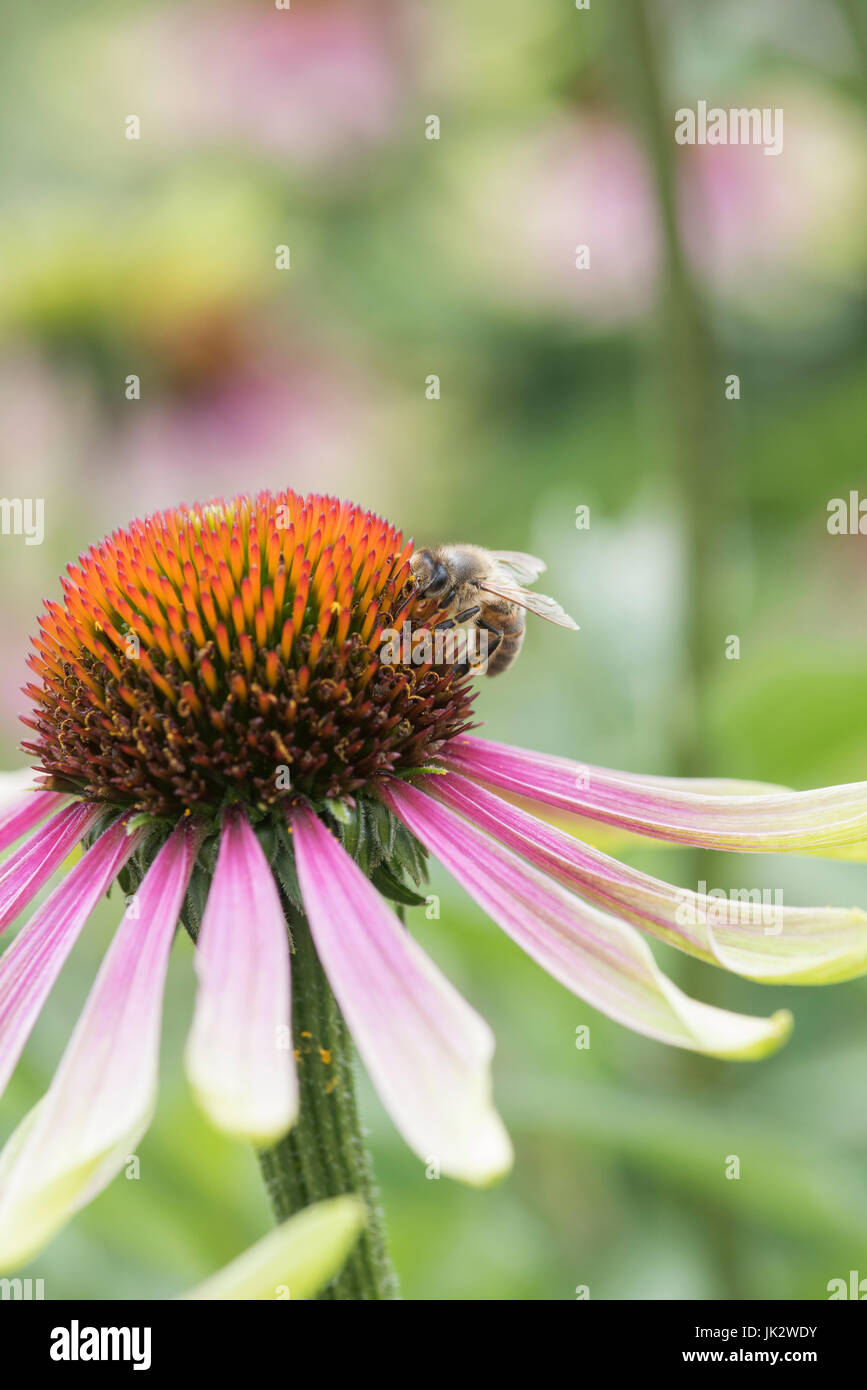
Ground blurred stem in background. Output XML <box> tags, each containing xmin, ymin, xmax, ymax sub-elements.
<box><xmin>624</xmin><ymin>0</ymin><xmax>720</xmax><ymax>771</ymax></box>
<box><xmin>624</xmin><ymin>0</ymin><xmax>744</xmax><ymax>1295</ymax></box>
<box><xmin>837</xmin><ymin>0</ymin><xmax>867</xmax><ymax>88</ymax></box>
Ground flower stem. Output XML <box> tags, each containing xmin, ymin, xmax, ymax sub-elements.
<box><xmin>256</xmin><ymin>899</ymin><xmax>399</xmax><ymax>1300</ymax></box>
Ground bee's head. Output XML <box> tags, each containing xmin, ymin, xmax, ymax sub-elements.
<box><xmin>409</xmin><ymin>548</ymin><xmax>450</xmax><ymax>598</ymax></box>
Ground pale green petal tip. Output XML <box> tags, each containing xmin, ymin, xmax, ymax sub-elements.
<box><xmin>0</xmin><ymin>1098</ymin><xmax>148</xmax><ymax>1273</ymax></box>
<box><xmin>186</xmin><ymin>1075</ymin><xmax>299</xmax><ymax>1149</ymax></box>
<box><xmin>182</xmin><ymin>1195</ymin><xmax>367</xmax><ymax>1301</ymax></box>
<box><xmin>455</xmin><ymin>1126</ymin><xmax>515</xmax><ymax>1189</ymax></box>
<box><xmin>733</xmin><ymin>1008</ymin><xmax>794</xmax><ymax>1061</ymax></box>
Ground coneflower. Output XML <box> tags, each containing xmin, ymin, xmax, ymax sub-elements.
<box><xmin>1</xmin><ymin>489</ymin><xmax>866</xmax><ymax>1296</ymax></box>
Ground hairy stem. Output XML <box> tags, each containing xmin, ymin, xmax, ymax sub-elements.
<box><xmin>256</xmin><ymin>899</ymin><xmax>399</xmax><ymax>1300</ymax></box>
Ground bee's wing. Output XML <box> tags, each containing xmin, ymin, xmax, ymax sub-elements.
<box><xmin>488</xmin><ymin>550</ymin><xmax>547</xmax><ymax>584</ymax></box>
<box><xmin>479</xmin><ymin>579</ymin><xmax>580</xmax><ymax>630</ymax></box>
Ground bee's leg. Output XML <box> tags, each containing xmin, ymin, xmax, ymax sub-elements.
<box><xmin>434</xmin><ymin>605</ymin><xmax>480</xmax><ymax>631</ymax></box>
<box><xmin>475</xmin><ymin>619</ymin><xmax>503</xmax><ymax>660</ymax></box>
<box><xmin>436</xmin><ymin>606</ymin><xmax>484</xmax><ymax>674</ymax></box>
<box><xmin>426</xmin><ymin>588</ymin><xmax>458</xmax><ymax>626</ymax></box>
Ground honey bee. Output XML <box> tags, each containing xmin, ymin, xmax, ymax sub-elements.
<box><xmin>408</xmin><ymin>544</ymin><xmax>579</xmax><ymax>676</ymax></box>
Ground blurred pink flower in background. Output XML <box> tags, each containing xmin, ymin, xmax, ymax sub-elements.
<box><xmin>449</xmin><ymin>117</ymin><xmax>662</xmax><ymax>326</ymax></box>
<box><xmin>0</xmin><ymin>356</ymin><xmax>102</xmax><ymax>745</ymax></box>
<box><xmin>682</xmin><ymin>88</ymin><xmax>867</xmax><ymax>304</ymax></box>
<box><xmin>450</xmin><ymin>87</ymin><xmax>866</xmax><ymax>327</ymax></box>
<box><xmin>112</xmin><ymin>352</ymin><xmax>393</xmax><ymax>514</ymax></box>
<box><xmin>125</xmin><ymin>0</ymin><xmax>408</xmax><ymax>168</ymax></box>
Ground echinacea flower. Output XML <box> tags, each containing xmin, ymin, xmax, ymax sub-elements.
<box><xmin>1</xmin><ymin>488</ymin><xmax>867</xmax><ymax>1283</ymax></box>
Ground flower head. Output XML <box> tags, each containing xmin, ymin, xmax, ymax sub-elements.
<box><xmin>2</xmin><ymin>490</ymin><xmax>867</xmax><ymax>1270</ymax></box>
<box><xmin>23</xmin><ymin>490</ymin><xmax>475</xmax><ymax>815</ymax></box>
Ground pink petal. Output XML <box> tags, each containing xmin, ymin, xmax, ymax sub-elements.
<box><xmin>425</xmin><ymin>773</ymin><xmax>867</xmax><ymax>984</ymax></box>
<box><xmin>0</xmin><ymin>801</ymin><xmax>103</xmax><ymax>933</ymax></box>
<box><xmin>185</xmin><ymin>808</ymin><xmax>298</xmax><ymax>1144</ymax></box>
<box><xmin>0</xmin><ymin>775</ymin><xmax>66</xmax><ymax>854</ymax></box>
<box><xmin>382</xmin><ymin>781</ymin><xmax>791</xmax><ymax>1060</ymax></box>
<box><xmin>290</xmin><ymin>806</ymin><xmax>512</xmax><ymax>1186</ymax></box>
<box><xmin>0</xmin><ymin>818</ymin><xmax>145</xmax><ymax>1099</ymax></box>
<box><xmin>441</xmin><ymin>736</ymin><xmax>867</xmax><ymax>855</ymax></box>
<box><xmin>0</xmin><ymin>819</ymin><xmax>199</xmax><ymax>1269</ymax></box>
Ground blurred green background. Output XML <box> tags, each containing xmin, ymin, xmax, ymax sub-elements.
<box><xmin>1</xmin><ymin>0</ymin><xmax>867</xmax><ymax>1299</ymax></box>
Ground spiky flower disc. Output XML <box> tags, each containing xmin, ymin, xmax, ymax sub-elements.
<box><xmin>22</xmin><ymin>491</ymin><xmax>476</xmax><ymax>819</ymax></box>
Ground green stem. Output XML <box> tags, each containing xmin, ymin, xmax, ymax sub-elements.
<box><xmin>256</xmin><ymin>899</ymin><xmax>399</xmax><ymax>1300</ymax></box>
